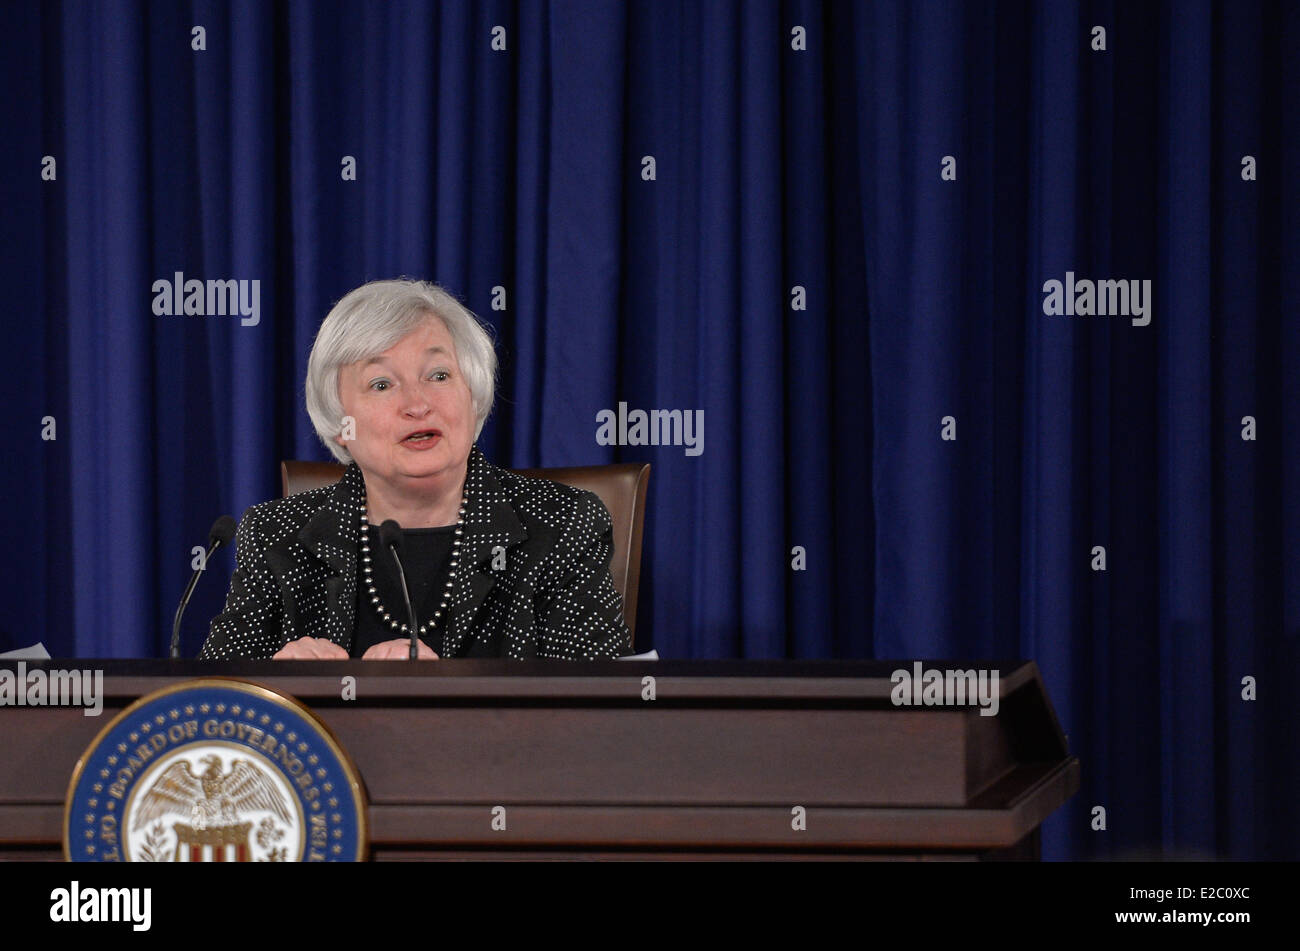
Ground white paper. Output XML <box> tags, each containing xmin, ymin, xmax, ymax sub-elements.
<box><xmin>0</xmin><ymin>642</ymin><xmax>52</xmax><ymax>659</ymax></box>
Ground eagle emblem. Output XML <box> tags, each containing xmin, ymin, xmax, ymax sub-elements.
<box><xmin>134</xmin><ymin>754</ymin><xmax>293</xmax><ymax>832</ymax></box>
<box><xmin>124</xmin><ymin>753</ymin><xmax>299</xmax><ymax>861</ymax></box>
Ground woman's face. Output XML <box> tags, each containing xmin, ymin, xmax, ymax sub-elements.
<box><xmin>334</xmin><ymin>316</ymin><xmax>476</xmax><ymax>491</ymax></box>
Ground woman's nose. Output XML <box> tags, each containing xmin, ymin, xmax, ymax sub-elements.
<box><xmin>400</xmin><ymin>393</ymin><xmax>431</xmax><ymax>417</ymax></box>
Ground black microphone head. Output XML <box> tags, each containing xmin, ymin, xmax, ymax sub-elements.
<box><xmin>209</xmin><ymin>515</ymin><xmax>237</xmax><ymax>547</ymax></box>
<box><xmin>378</xmin><ymin>519</ymin><xmax>404</xmax><ymax>554</ymax></box>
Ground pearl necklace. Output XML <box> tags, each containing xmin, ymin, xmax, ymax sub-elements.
<box><xmin>358</xmin><ymin>487</ymin><xmax>468</xmax><ymax>639</ymax></box>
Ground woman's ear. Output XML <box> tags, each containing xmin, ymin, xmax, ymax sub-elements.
<box><xmin>335</xmin><ymin>415</ymin><xmax>356</xmax><ymax>448</ymax></box>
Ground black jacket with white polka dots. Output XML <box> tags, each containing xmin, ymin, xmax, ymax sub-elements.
<box><xmin>198</xmin><ymin>444</ymin><xmax>634</xmax><ymax>660</ymax></box>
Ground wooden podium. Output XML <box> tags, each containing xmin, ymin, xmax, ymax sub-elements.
<box><xmin>0</xmin><ymin>659</ymin><xmax>1078</xmax><ymax>860</ymax></box>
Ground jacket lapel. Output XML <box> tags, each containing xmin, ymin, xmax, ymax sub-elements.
<box><xmin>441</xmin><ymin>445</ymin><xmax>527</xmax><ymax>657</ymax></box>
<box><xmin>279</xmin><ymin>462</ymin><xmax>364</xmax><ymax>647</ymax></box>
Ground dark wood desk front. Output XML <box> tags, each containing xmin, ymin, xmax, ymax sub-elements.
<box><xmin>0</xmin><ymin>659</ymin><xmax>1078</xmax><ymax>860</ymax></box>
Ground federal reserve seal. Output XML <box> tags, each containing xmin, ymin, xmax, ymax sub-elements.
<box><xmin>64</xmin><ymin>679</ymin><xmax>367</xmax><ymax>862</ymax></box>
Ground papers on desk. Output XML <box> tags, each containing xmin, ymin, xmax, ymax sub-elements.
<box><xmin>0</xmin><ymin>642</ymin><xmax>51</xmax><ymax>660</ymax></box>
<box><xmin>616</xmin><ymin>649</ymin><xmax>659</xmax><ymax>660</ymax></box>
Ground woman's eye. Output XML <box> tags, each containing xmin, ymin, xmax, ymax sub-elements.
<box><xmin>430</xmin><ymin>371</ymin><xmax>450</xmax><ymax>382</ymax></box>
<box><xmin>369</xmin><ymin>379</ymin><xmax>390</xmax><ymax>391</ymax></box>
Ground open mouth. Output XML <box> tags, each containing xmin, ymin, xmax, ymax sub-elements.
<box><xmin>403</xmin><ymin>429</ymin><xmax>441</xmax><ymax>443</ymax></box>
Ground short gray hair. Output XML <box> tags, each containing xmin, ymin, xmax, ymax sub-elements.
<box><xmin>305</xmin><ymin>279</ymin><xmax>498</xmax><ymax>463</ymax></box>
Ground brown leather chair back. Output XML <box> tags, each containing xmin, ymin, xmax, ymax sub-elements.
<box><xmin>280</xmin><ymin>459</ymin><xmax>651</xmax><ymax>644</ymax></box>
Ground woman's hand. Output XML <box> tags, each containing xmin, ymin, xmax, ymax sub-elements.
<box><xmin>361</xmin><ymin>638</ymin><xmax>440</xmax><ymax>660</ymax></box>
<box><xmin>272</xmin><ymin>637</ymin><xmax>350</xmax><ymax>659</ymax></box>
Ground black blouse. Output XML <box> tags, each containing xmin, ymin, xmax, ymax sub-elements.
<box><xmin>350</xmin><ymin>526</ymin><xmax>457</xmax><ymax>657</ymax></box>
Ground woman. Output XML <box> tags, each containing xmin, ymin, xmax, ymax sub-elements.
<box><xmin>198</xmin><ymin>279</ymin><xmax>633</xmax><ymax>661</ymax></box>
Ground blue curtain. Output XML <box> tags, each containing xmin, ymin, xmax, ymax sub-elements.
<box><xmin>1</xmin><ymin>0</ymin><xmax>1295</xmax><ymax>860</ymax></box>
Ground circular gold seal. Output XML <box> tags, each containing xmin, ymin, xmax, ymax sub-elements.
<box><xmin>64</xmin><ymin>678</ymin><xmax>367</xmax><ymax>862</ymax></box>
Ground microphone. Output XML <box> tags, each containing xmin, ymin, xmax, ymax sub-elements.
<box><xmin>378</xmin><ymin>520</ymin><xmax>421</xmax><ymax>659</ymax></box>
<box><xmin>170</xmin><ymin>515</ymin><xmax>237</xmax><ymax>659</ymax></box>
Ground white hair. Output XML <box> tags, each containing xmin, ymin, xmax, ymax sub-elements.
<box><xmin>305</xmin><ymin>279</ymin><xmax>498</xmax><ymax>463</ymax></box>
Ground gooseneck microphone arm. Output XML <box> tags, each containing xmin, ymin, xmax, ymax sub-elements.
<box><xmin>378</xmin><ymin>520</ymin><xmax>421</xmax><ymax>659</ymax></box>
<box><xmin>170</xmin><ymin>515</ymin><xmax>237</xmax><ymax>659</ymax></box>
